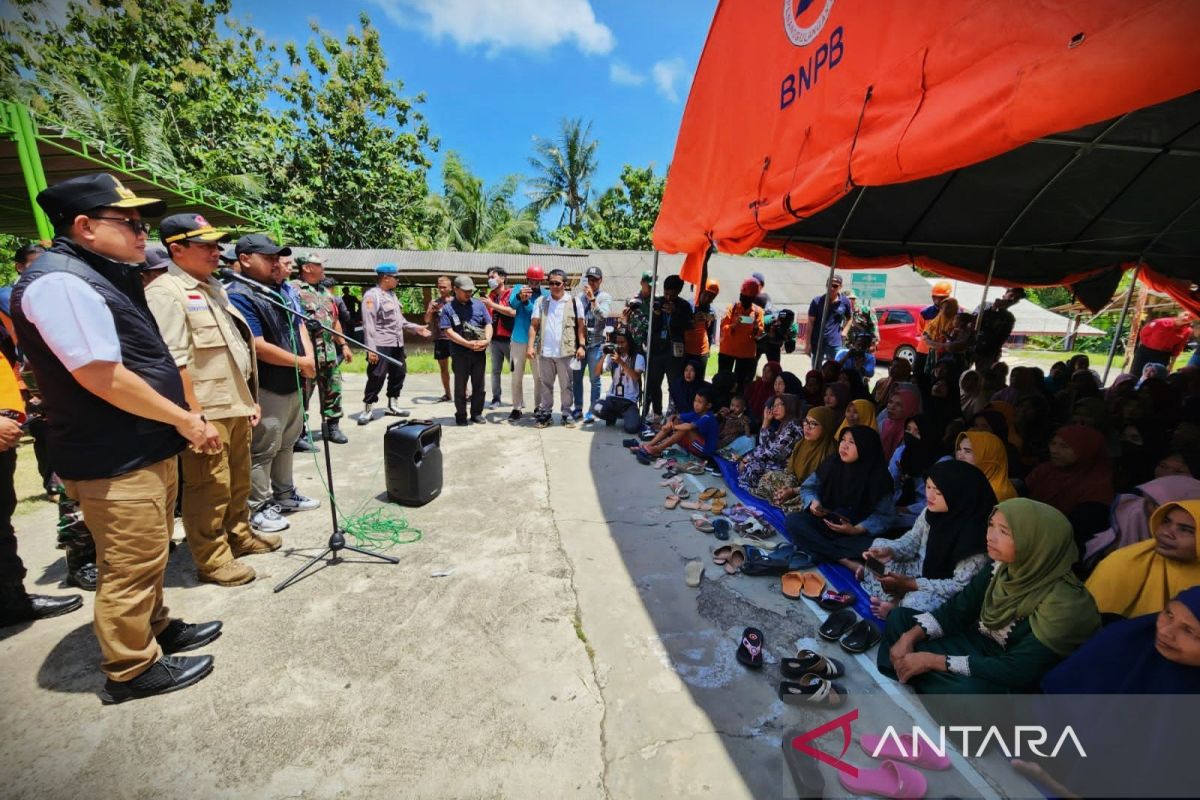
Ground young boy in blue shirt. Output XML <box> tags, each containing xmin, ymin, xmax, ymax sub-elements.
<box><xmin>634</xmin><ymin>384</ymin><xmax>719</xmax><ymax>460</ymax></box>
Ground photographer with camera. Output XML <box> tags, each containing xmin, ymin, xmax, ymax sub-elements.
<box><xmin>439</xmin><ymin>275</ymin><xmax>493</xmax><ymax>426</ymax></box>
<box><xmin>645</xmin><ymin>274</ymin><xmax>693</xmax><ymax>422</ymax></box>
<box><xmin>835</xmin><ymin>334</ymin><xmax>878</xmax><ymax>378</ymax></box>
<box><xmin>757</xmin><ymin>307</ymin><xmax>798</xmax><ymax>364</ymax></box>
<box><xmin>593</xmin><ymin>328</ymin><xmax>645</xmax><ymax>433</ymax></box>
<box><xmin>621</xmin><ymin>271</ymin><xmax>653</xmax><ymax>354</ymax></box>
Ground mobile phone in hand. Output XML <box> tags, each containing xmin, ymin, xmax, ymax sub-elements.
<box><xmin>864</xmin><ymin>555</ymin><xmax>888</xmax><ymax>576</ymax></box>
<box><xmin>824</xmin><ymin>512</ymin><xmax>848</xmax><ymax>526</ymax></box>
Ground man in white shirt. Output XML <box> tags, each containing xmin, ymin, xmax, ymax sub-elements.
<box><xmin>527</xmin><ymin>268</ymin><xmax>586</xmax><ymax>428</ymax></box>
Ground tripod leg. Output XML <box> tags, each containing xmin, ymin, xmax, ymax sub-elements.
<box><xmin>273</xmin><ymin>547</ymin><xmax>334</xmax><ymax>593</ymax></box>
<box><xmin>339</xmin><ymin>544</ymin><xmax>401</xmax><ymax>564</ymax></box>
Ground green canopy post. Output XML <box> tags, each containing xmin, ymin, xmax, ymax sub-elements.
<box><xmin>6</xmin><ymin>102</ymin><xmax>53</xmax><ymax>241</ymax></box>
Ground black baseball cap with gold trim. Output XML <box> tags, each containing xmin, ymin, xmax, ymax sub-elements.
<box><xmin>36</xmin><ymin>173</ymin><xmax>166</xmax><ymax>225</ymax></box>
<box><xmin>160</xmin><ymin>213</ymin><xmax>230</xmax><ymax>246</ymax></box>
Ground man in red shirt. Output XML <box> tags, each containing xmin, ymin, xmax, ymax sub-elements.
<box><xmin>1132</xmin><ymin>311</ymin><xmax>1193</xmax><ymax>376</ymax></box>
<box><xmin>482</xmin><ymin>267</ymin><xmax>515</xmax><ymax>408</ymax></box>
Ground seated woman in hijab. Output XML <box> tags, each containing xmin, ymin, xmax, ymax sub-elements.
<box><xmin>958</xmin><ymin>369</ymin><xmax>989</xmax><ymax>421</ymax></box>
<box><xmin>1026</xmin><ymin>424</ymin><xmax>1115</xmax><ymax>551</ymax></box>
<box><xmin>873</xmin><ymin>358</ymin><xmax>911</xmax><ymax>409</ymax></box>
<box><xmin>823</xmin><ymin>381</ymin><xmax>850</xmax><ymax>429</ymax></box>
<box><xmin>737</xmin><ymin>393</ymin><xmax>804</xmax><ymax>489</ymax></box>
<box><xmin>969</xmin><ymin>408</ymin><xmax>1026</xmax><ymax>480</ymax></box>
<box><xmin>879</xmin><ymin>383</ymin><xmax>923</xmax><ymax>462</ymax></box>
<box><xmin>785</xmin><ymin>426</ymin><xmax>895</xmax><ymax>569</ymax></box>
<box><xmin>860</xmin><ymin>460</ymin><xmax>997</xmax><ymax>618</ymax></box>
<box><xmin>1086</xmin><ymin>500</ymin><xmax>1200</xmax><ymax>619</ymax></box>
<box><xmin>743</xmin><ymin>361</ymin><xmax>781</xmax><ymax>426</ymax></box>
<box><xmin>755</xmin><ymin>406</ymin><xmax>837</xmax><ymax>511</ymax></box>
<box><xmin>840</xmin><ymin>367</ymin><xmax>871</xmax><ymax>402</ymax></box>
<box><xmin>879</xmin><ymin>498</ymin><xmax>1101</xmax><ymax>694</ymax></box>
<box><xmin>954</xmin><ymin>430</ymin><xmax>1018</xmax><ymax>501</ymax></box>
<box><xmin>1079</xmin><ymin>475</ymin><xmax>1200</xmax><ymax>574</ymax></box>
<box><xmin>677</xmin><ymin>359</ymin><xmax>705</xmax><ymax>417</ymax></box>
<box><xmin>1137</xmin><ymin>362</ymin><xmax>1169</xmax><ymax>389</ymax></box>
<box><xmin>834</xmin><ymin>398</ymin><xmax>877</xmax><ymax>439</ymax></box>
<box><xmin>888</xmin><ymin>414</ymin><xmax>944</xmax><ymax>528</ymax></box>
<box><xmin>1013</xmin><ymin>586</ymin><xmax>1200</xmax><ymax>799</ymax></box>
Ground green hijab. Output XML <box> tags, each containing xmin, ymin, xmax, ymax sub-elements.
<box><xmin>980</xmin><ymin>498</ymin><xmax>1100</xmax><ymax>656</ymax></box>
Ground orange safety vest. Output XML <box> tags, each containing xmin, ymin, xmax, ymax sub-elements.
<box><xmin>0</xmin><ymin>350</ymin><xmax>25</xmax><ymax>422</ymax></box>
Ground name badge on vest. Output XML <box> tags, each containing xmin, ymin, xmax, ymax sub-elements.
<box><xmin>185</xmin><ymin>291</ymin><xmax>208</xmax><ymax>314</ymax></box>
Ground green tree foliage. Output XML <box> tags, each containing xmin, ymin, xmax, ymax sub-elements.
<box><xmin>553</xmin><ymin>164</ymin><xmax>664</xmax><ymax>250</ymax></box>
<box><xmin>420</xmin><ymin>153</ymin><xmax>537</xmax><ymax>253</ymax></box>
<box><xmin>528</xmin><ymin>117</ymin><xmax>599</xmax><ymax>231</ymax></box>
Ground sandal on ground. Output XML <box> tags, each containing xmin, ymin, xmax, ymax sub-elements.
<box><xmin>712</xmin><ymin>517</ymin><xmax>732</xmax><ymax>540</ymax></box>
<box><xmin>837</xmin><ymin>760</ymin><xmax>928</xmax><ymax>799</ymax></box>
<box><xmin>685</xmin><ymin>560</ymin><xmax>704</xmax><ymax>588</ymax></box>
<box><xmin>860</xmin><ymin>733</ymin><xmax>951</xmax><ymax>771</ymax></box>
<box><xmin>691</xmin><ymin>514</ymin><xmax>715</xmax><ymax>533</ymax></box>
<box><xmin>778</xmin><ymin>675</ymin><xmax>846</xmax><ymax>707</ymax></box>
<box><xmin>664</xmin><ymin>495</ymin><xmax>682</xmax><ymax>510</ymax></box>
<box><xmin>699</xmin><ymin>487</ymin><xmax>726</xmax><ymax>501</ymax></box>
<box><xmin>819</xmin><ymin>608</ymin><xmax>860</xmax><ymax>641</ymax></box>
<box><xmin>724</xmin><ymin>548</ymin><xmax>746</xmax><ymax>574</ymax></box>
<box><xmin>710</xmin><ymin>498</ymin><xmax>727</xmax><ymax>515</ymax></box>
<box><xmin>661</xmin><ymin>469</ymin><xmax>678</xmax><ymax>479</ymax></box>
<box><xmin>736</xmin><ymin>627</ymin><xmax>764</xmax><ymax>669</ymax></box>
<box><xmin>622</xmin><ymin>438</ymin><xmax>640</xmax><ymax>448</ymax></box>
<box><xmin>840</xmin><ymin>619</ymin><xmax>882</xmax><ymax>654</ymax></box>
<box><xmin>781</xmin><ymin>649</ymin><xmax>845</xmax><ymax>680</ymax></box>
<box><xmin>780</xmin><ymin>571</ymin><xmax>805</xmax><ymax>600</ymax></box>
<box><xmin>712</xmin><ymin>544</ymin><xmax>734</xmax><ymax>564</ymax></box>
<box><xmin>681</xmin><ymin>462</ymin><xmax>707</xmax><ymax>475</ymax></box>
<box><xmin>680</xmin><ymin>500</ymin><xmax>712</xmax><ymax>511</ymax></box>
<box><xmin>818</xmin><ymin>590</ymin><xmax>857</xmax><ymax>611</ymax></box>
<box><xmin>800</xmin><ymin>572</ymin><xmax>827</xmax><ymax>600</ymax></box>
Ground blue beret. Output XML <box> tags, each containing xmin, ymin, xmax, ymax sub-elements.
<box><xmin>375</xmin><ymin>263</ymin><xmax>398</xmax><ymax>274</ymax></box>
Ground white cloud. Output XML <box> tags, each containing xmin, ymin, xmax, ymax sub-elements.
<box><xmin>651</xmin><ymin>58</ymin><xmax>688</xmax><ymax>103</ymax></box>
<box><xmin>609</xmin><ymin>62</ymin><xmax>645</xmax><ymax>86</ymax></box>
<box><xmin>372</xmin><ymin>0</ymin><xmax>615</xmax><ymax>55</ymax></box>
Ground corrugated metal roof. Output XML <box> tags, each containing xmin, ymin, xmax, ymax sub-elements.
<box><xmin>304</xmin><ymin>248</ymin><xmax>589</xmax><ymax>284</ymax></box>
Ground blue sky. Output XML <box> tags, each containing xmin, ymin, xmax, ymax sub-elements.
<box><xmin>237</xmin><ymin>0</ymin><xmax>717</xmax><ymax>221</ymax></box>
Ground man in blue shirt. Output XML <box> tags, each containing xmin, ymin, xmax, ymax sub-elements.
<box><xmin>806</xmin><ymin>274</ymin><xmax>852</xmax><ymax>368</ymax></box>
<box><xmin>506</xmin><ymin>264</ymin><xmax>548</xmax><ymax>421</ymax></box>
<box><xmin>834</xmin><ymin>334</ymin><xmax>877</xmax><ymax>378</ymax></box>
<box><xmin>633</xmin><ymin>384</ymin><xmax>718</xmax><ymax>460</ymax></box>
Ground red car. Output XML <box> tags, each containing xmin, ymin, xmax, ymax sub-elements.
<box><xmin>874</xmin><ymin>305</ymin><xmax>925</xmax><ymax>364</ymax></box>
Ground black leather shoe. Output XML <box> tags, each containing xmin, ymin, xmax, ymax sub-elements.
<box><xmin>66</xmin><ymin>562</ymin><xmax>99</xmax><ymax>592</ymax></box>
<box><xmin>0</xmin><ymin>591</ymin><xmax>83</xmax><ymax>626</ymax></box>
<box><xmin>322</xmin><ymin>422</ymin><xmax>349</xmax><ymax>444</ymax></box>
<box><xmin>100</xmin><ymin>655</ymin><xmax>214</xmax><ymax>704</ymax></box>
<box><xmin>156</xmin><ymin>619</ymin><xmax>223</xmax><ymax>654</ymax></box>
<box><xmin>293</xmin><ymin>437</ymin><xmax>319</xmax><ymax>453</ymax></box>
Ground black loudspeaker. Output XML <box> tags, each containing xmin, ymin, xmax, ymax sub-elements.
<box><xmin>384</xmin><ymin>420</ymin><xmax>442</xmax><ymax>506</ymax></box>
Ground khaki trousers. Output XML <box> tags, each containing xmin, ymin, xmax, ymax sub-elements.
<box><xmin>65</xmin><ymin>457</ymin><xmax>177</xmax><ymax>682</ymax></box>
<box><xmin>537</xmin><ymin>355</ymin><xmax>574</xmax><ymax>415</ymax></box>
<box><xmin>510</xmin><ymin>343</ymin><xmax>540</xmax><ymax>411</ymax></box>
<box><xmin>180</xmin><ymin>415</ymin><xmax>254</xmax><ymax>574</ymax></box>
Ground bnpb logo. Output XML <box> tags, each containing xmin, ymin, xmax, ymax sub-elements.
<box><xmin>784</xmin><ymin>0</ymin><xmax>835</xmax><ymax>47</ymax></box>
<box><xmin>779</xmin><ymin>0</ymin><xmax>844</xmax><ymax>110</ymax></box>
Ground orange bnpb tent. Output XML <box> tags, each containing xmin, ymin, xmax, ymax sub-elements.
<box><xmin>653</xmin><ymin>1</ymin><xmax>1200</xmax><ymax>315</ymax></box>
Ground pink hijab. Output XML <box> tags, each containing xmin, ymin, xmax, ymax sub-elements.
<box><xmin>1082</xmin><ymin>475</ymin><xmax>1200</xmax><ymax>565</ymax></box>
<box><xmin>879</xmin><ymin>383</ymin><xmax>922</xmax><ymax>461</ymax></box>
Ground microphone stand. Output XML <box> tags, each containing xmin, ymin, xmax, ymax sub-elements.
<box><xmin>218</xmin><ymin>270</ymin><xmax>402</xmax><ymax>592</ymax></box>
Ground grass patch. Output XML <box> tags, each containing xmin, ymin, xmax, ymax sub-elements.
<box><xmin>572</xmin><ymin>610</ymin><xmax>595</xmax><ymax>660</ymax></box>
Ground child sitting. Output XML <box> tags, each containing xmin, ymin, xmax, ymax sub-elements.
<box><xmin>635</xmin><ymin>385</ymin><xmax>719</xmax><ymax>460</ymax></box>
<box><xmin>717</xmin><ymin>395</ymin><xmax>751</xmax><ymax>449</ymax></box>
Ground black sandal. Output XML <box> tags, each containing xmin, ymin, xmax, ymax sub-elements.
<box><xmin>818</xmin><ymin>589</ymin><xmax>856</xmax><ymax>611</ymax></box>
<box><xmin>781</xmin><ymin>649</ymin><xmax>844</xmax><ymax>680</ymax></box>
<box><xmin>818</xmin><ymin>608</ymin><xmax>859</xmax><ymax>641</ymax></box>
<box><xmin>736</xmin><ymin>627</ymin><xmax>764</xmax><ymax>669</ymax></box>
<box><xmin>778</xmin><ymin>675</ymin><xmax>846</xmax><ymax>707</ymax></box>
<box><xmin>840</xmin><ymin>619</ymin><xmax>882</xmax><ymax>654</ymax></box>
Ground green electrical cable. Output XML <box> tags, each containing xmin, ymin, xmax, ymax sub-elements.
<box><xmin>276</xmin><ymin>282</ymin><xmax>423</xmax><ymax>550</ymax></box>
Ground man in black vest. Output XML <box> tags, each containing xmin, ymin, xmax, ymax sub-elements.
<box><xmin>11</xmin><ymin>173</ymin><xmax>222</xmax><ymax>703</ymax></box>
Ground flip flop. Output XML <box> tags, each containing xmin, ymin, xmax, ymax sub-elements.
<box><xmin>622</xmin><ymin>438</ymin><xmax>640</xmax><ymax>448</ymax></box>
<box><xmin>778</xmin><ymin>675</ymin><xmax>846</xmax><ymax>707</ymax></box>
<box><xmin>819</xmin><ymin>608</ymin><xmax>859</xmax><ymax>641</ymax></box>
<box><xmin>664</xmin><ymin>495</ymin><xmax>681</xmax><ymax>510</ymax></box>
<box><xmin>661</xmin><ymin>469</ymin><xmax>678</xmax><ymax>479</ymax></box>
<box><xmin>699</xmin><ymin>487</ymin><xmax>719</xmax><ymax>501</ymax></box>
<box><xmin>681</xmin><ymin>462</ymin><xmax>707</xmax><ymax>475</ymax></box>
<box><xmin>724</xmin><ymin>549</ymin><xmax>746</xmax><ymax>574</ymax></box>
<box><xmin>780</xmin><ymin>571</ymin><xmax>805</xmax><ymax>600</ymax></box>
<box><xmin>837</xmin><ymin>760</ymin><xmax>928</xmax><ymax>800</ymax></box>
<box><xmin>781</xmin><ymin>649</ymin><xmax>845</xmax><ymax>680</ymax></box>
<box><xmin>710</xmin><ymin>498</ymin><xmax>727</xmax><ymax>515</ymax></box>
<box><xmin>800</xmin><ymin>572</ymin><xmax>827</xmax><ymax>601</ymax></box>
<box><xmin>818</xmin><ymin>590</ymin><xmax>857</xmax><ymax>611</ymax></box>
<box><xmin>840</xmin><ymin>619</ymin><xmax>882</xmax><ymax>654</ymax></box>
<box><xmin>860</xmin><ymin>733</ymin><xmax>951</xmax><ymax>771</ymax></box>
<box><xmin>712</xmin><ymin>517</ymin><xmax>732</xmax><ymax>541</ymax></box>
<box><xmin>685</xmin><ymin>560</ymin><xmax>704</xmax><ymax>588</ymax></box>
<box><xmin>735</xmin><ymin>627</ymin><xmax>764</xmax><ymax>669</ymax></box>
<box><xmin>712</xmin><ymin>544</ymin><xmax>734</xmax><ymax>564</ymax></box>
<box><xmin>691</xmin><ymin>514</ymin><xmax>715</xmax><ymax>533</ymax></box>
<box><xmin>680</xmin><ymin>500</ymin><xmax>712</xmax><ymax>512</ymax></box>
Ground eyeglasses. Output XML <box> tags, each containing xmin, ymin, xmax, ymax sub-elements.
<box><xmin>88</xmin><ymin>215</ymin><xmax>150</xmax><ymax>235</ymax></box>
<box><xmin>548</xmin><ymin>281</ymin><xmax>564</xmax><ymax>287</ymax></box>
<box><xmin>803</xmin><ymin>419</ymin><xmax>821</xmax><ymax>428</ymax></box>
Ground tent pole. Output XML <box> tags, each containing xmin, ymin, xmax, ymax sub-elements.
<box><xmin>1102</xmin><ymin>262</ymin><xmax>1140</xmax><ymax>385</ymax></box>
<box><xmin>9</xmin><ymin>103</ymin><xmax>53</xmax><ymax>242</ymax></box>
<box><xmin>974</xmin><ymin>251</ymin><xmax>997</xmax><ymax>333</ymax></box>
<box><xmin>640</xmin><ymin>250</ymin><xmax>661</xmax><ymax>419</ymax></box>
<box><xmin>814</xmin><ymin>187</ymin><xmax>866</xmax><ymax>367</ymax></box>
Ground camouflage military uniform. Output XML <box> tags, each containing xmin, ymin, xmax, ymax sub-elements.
<box><xmin>289</xmin><ymin>279</ymin><xmax>343</xmax><ymax>422</ymax></box>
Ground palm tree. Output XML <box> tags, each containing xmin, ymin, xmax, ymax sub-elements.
<box><xmin>424</xmin><ymin>152</ymin><xmax>538</xmax><ymax>253</ymax></box>
<box><xmin>527</xmin><ymin>117</ymin><xmax>599</xmax><ymax>231</ymax></box>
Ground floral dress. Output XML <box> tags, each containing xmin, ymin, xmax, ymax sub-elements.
<box><xmin>737</xmin><ymin>419</ymin><xmax>803</xmax><ymax>489</ymax></box>
<box><xmin>859</xmin><ymin>510</ymin><xmax>990</xmax><ymax>612</ymax></box>
<box><xmin>753</xmin><ymin>469</ymin><xmax>805</xmax><ymax>511</ymax></box>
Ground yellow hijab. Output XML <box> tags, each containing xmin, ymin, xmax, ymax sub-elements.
<box><xmin>1086</xmin><ymin>500</ymin><xmax>1200</xmax><ymax>618</ymax></box>
<box><xmin>789</xmin><ymin>406</ymin><xmax>837</xmax><ymax>484</ymax></box>
<box><xmin>834</xmin><ymin>399</ymin><xmax>878</xmax><ymax>439</ymax></box>
<box><xmin>957</xmin><ymin>430</ymin><xmax>1017</xmax><ymax>501</ymax></box>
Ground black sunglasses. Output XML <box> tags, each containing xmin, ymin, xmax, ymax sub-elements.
<box><xmin>88</xmin><ymin>215</ymin><xmax>150</xmax><ymax>235</ymax></box>
<box><xmin>548</xmin><ymin>280</ymin><xmax>564</xmax><ymax>286</ymax></box>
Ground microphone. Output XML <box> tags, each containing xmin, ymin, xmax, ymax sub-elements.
<box><xmin>216</xmin><ymin>267</ymin><xmax>277</xmax><ymax>294</ymax></box>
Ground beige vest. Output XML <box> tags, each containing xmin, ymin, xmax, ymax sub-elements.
<box><xmin>146</xmin><ymin>264</ymin><xmax>258</xmax><ymax>420</ymax></box>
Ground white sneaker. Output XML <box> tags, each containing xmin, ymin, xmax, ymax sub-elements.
<box><xmin>251</xmin><ymin>504</ymin><xmax>290</xmax><ymax>533</ymax></box>
<box><xmin>275</xmin><ymin>490</ymin><xmax>320</xmax><ymax>512</ymax></box>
